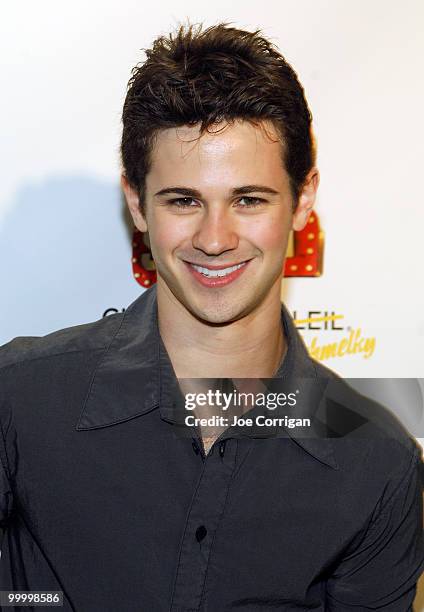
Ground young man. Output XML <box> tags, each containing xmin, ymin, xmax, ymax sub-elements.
<box><xmin>0</xmin><ymin>23</ymin><xmax>423</xmax><ymax>611</ymax></box>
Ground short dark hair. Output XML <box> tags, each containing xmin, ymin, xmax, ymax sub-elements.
<box><xmin>121</xmin><ymin>22</ymin><xmax>316</xmax><ymax>213</ymax></box>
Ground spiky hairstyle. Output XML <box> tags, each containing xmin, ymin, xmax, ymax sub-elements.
<box><xmin>121</xmin><ymin>23</ymin><xmax>316</xmax><ymax>211</ymax></box>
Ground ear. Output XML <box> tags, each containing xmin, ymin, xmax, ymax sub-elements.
<box><xmin>121</xmin><ymin>174</ymin><xmax>148</xmax><ymax>233</ymax></box>
<box><xmin>292</xmin><ymin>168</ymin><xmax>320</xmax><ymax>232</ymax></box>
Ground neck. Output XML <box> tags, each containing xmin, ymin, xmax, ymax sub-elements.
<box><xmin>157</xmin><ymin>280</ymin><xmax>286</xmax><ymax>379</ymax></box>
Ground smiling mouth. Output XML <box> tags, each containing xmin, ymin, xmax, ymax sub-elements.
<box><xmin>185</xmin><ymin>260</ymin><xmax>250</xmax><ymax>278</ymax></box>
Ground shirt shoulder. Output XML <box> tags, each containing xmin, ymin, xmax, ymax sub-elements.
<box><xmin>0</xmin><ymin>313</ymin><xmax>126</xmax><ymax>525</ymax></box>
<box><xmin>0</xmin><ymin>312</ymin><xmax>124</xmax><ymax>373</ymax></box>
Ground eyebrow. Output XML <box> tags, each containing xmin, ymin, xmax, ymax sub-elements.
<box><xmin>154</xmin><ymin>185</ymin><xmax>280</xmax><ymax>198</ymax></box>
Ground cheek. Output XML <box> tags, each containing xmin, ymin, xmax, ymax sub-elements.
<box><xmin>148</xmin><ymin>213</ymin><xmax>193</xmax><ymax>255</ymax></box>
<box><xmin>242</xmin><ymin>214</ymin><xmax>291</xmax><ymax>252</ymax></box>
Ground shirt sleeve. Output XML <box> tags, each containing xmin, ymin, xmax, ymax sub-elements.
<box><xmin>0</xmin><ymin>451</ymin><xmax>12</xmax><ymax>529</ymax></box>
<box><xmin>326</xmin><ymin>448</ymin><xmax>424</xmax><ymax>611</ymax></box>
<box><xmin>0</xmin><ymin>403</ymin><xmax>13</xmax><ymax>530</ymax></box>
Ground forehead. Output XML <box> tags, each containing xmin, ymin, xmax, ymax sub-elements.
<box><xmin>147</xmin><ymin>119</ymin><xmax>288</xmax><ymax>188</ymax></box>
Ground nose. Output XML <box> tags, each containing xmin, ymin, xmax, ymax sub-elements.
<box><xmin>192</xmin><ymin>206</ymin><xmax>239</xmax><ymax>256</ymax></box>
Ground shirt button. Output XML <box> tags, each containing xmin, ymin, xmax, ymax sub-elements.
<box><xmin>195</xmin><ymin>525</ymin><xmax>207</xmax><ymax>542</ymax></box>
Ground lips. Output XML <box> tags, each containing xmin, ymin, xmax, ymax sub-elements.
<box><xmin>184</xmin><ymin>259</ymin><xmax>251</xmax><ymax>287</ymax></box>
<box><xmin>190</xmin><ymin>262</ymin><xmax>246</xmax><ymax>278</ymax></box>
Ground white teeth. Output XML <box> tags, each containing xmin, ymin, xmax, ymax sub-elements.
<box><xmin>190</xmin><ymin>262</ymin><xmax>246</xmax><ymax>278</ymax></box>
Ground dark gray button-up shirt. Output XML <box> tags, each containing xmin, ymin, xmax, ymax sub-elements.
<box><xmin>0</xmin><ymin>285</ymin><xmax>423</xmax><ymax>611</ymax></box>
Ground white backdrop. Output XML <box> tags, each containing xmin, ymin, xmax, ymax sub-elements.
<box><xmin>1</xmin><ymin>0</ymin><xmax>423</xmax><ymax>376</ymax></box>
<box><xmin>1</xmin><ymin>0</ymin><xmax>424</xmax><ymax>603</ymax></box>
<box><xmin>1</xmin><ymin>2</ymin><xmax>423</xmax><ymax>409</ymax></box>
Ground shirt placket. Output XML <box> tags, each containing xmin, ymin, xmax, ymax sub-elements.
<box><xmin>170</xmin><ymin>438</ymin><xmax>237</xmax><ymax>612</ymax></box>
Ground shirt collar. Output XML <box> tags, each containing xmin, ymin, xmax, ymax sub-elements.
<box><xmin>76</xmin><ymin>284</ymin><xmax>338</xmax><ymax>470</ymax></box>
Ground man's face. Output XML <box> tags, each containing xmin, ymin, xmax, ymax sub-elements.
<box><xmin>125</xmin><ymin>119</ymin><xmax>316</xmax><ymax>324</ymax></box>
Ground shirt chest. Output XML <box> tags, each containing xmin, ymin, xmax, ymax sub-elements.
<box><xmin>12</xmin><ymin>417</ymin><xmax>363</xmax><ymax>611</ymax></box>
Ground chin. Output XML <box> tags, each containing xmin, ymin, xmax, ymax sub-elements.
<box><xmin>197</xmin><ymin>313</ymin><xmax>235</xmax><ymax>325</ymax></box>
<box><xmin>187</xmin><ymin>299</ymin><xmax>251</xmax><ymax>326</ymax></box>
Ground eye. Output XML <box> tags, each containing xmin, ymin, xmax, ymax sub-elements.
<box><xmin>236</xmin><ymin>196</ymin><xmax>265</xmax><ymax>208</ymax></box>
<box><xmin>168</xmin><ymin>197</ymin><xmax>199</xmax><ymax>208</ymax></box>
